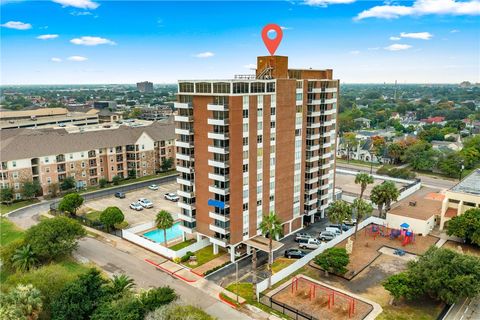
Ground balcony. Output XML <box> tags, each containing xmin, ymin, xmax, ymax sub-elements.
<box><xmin>305</xmin><ymin>198</ymin><xmax>317</xmax><ymax>206</ymax></box>
<box><xmin>177</xmin><ymin>189</ymin><xmax>194</xmax><ymax>198</ymax></box>
<box><xmin>208</xmin><ymin>145</ymin><xmax>229</xmax><ymax>155</ymax></box>
<box><xmin>178</xmin><ymin>201</ymin><xmax>196</xmax><ymax>211</ymax></box>
<box><xmin>208</xmin><ymin>159</ymin><xmax>229</xmax><ymax>169</ymax></box>
<box><xmin>306</xmin><ymin>187</ymin><xmax>319</xmax><ymax>195</ymax></box>
<box><xmin>209</xmin><ymin>236</ymin><xmax>228</xmax><ymax>247</ymax></box>
<box><xmin>209</xmin><ymin>185</ymin><xmax>229</xmax><ymax>195</ymax></box>
<box><xmin>208</xmin><ymin>118</ymin><xmax>229</xmax><ymax>126</ymax></box>
<box><xmin>177</xmin><ymin>177</ymin><xmax>193</xmax><ymax>187</ymax></box>
<box><xmin>306</xmin><ymin>155</ymin><xmax>320</xmax><ymax>162</ymax></box>
<box><xmin>88</xmin><ymin>151</ymin><xmax>96</xmax><ymax>158</ymax></box>
<box><xmin>209</xmin><ymin>224</ymin><xmax>230</xmax><ymax>235</ymax></box>
<box><xmin>207</xmin><ymin>104</ymin><xmax>228</xmax><ymax>111</ymax></box>
<box><xmin>307</xmin><ymin>144</ymin><xmax>320</xmax><ymax>151</ymax></box>
<box><xmin>209</xmin><ymin>211</ymin><xmax>230</xmax><ymax>222</ymax></box>
<box><xmin>178</xmin><ymin>212</ymin><xmax>196</xmax><ymax>223</ymax></box>
<box><xmin>307</xmin><ymin>122</ymin><xmax>321</xmax><ymax>129</ymax></box>
<box><xmin>321</xmin><ymin>109</ymin><xmax>336</xmax><ymax>116</ymax></box>
<box><xmin>179</xmin><ymin>224</ymin><xmax>194</xmax><ymax>234</ymax></box>
<box><xmin>321</xmin><ymin>152</ymin><xmax>332</xmax><ymax>159</ymax></box>
<box><xmin>208</xmin><ymin>172</ymin><xmax>229</xmax><ymax>182</ymax></box>
<box><xmin>175</xmin><ymin>128</ymin><xmax>193</xmax><ymax>135</ymax></box>
<box><xmin>208</xmin><ymin>132</ymin><xmax>229</xmax><ymax>140</ymax></box>
<box><xmin>307</xmin><ymin>133</ymin><xmax>320</xmax><ymax>140</ymax></box>
<box><xmin>305</xmin><ymin>166</ymin><xmax>319</xmax><ymax>174</ymax></box>
<box><xmin>56</xmin><ymin>155</ymin><xmax>65</xmax><ymax>163</ymax></box>
<box><xmin>176</xmin><ymin>153</ymin><xmax>194</xmax><ymax>162</ymax></box>
<box><xmin>176</xmin><ymin>165</ymin><xmax>194</xmax><ymax>174</ymax></box>
<box><xmin>306</xmin><ymin>176</ymin><xmax>318</xmax><ymax>184</ymax></box>
<box><xmin>175</xmin><ymin>140</ymin><xmax>193</xmax><ymax>149</ymax></box>
<box><xmin>174</xmin><ymin>102</ymin><xmax>192</xmax><ymax>109</ymax></box>
<box><xmin>325</xmin><ymin>98</ymin><xmax>336</xmax><ymax>104</ymax></box>
<box><xmin>175</xmin><ymin>115</ymin><xmax>193</xmax><ymax>122</ymax></box>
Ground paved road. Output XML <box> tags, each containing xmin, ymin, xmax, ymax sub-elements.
<box><xmin>7</xmin><ymin>174</ymin><xmax>178</xmax><ymax>229</ymax></box>
<box><xmin>206</xmin><ymin>217</ymin><xmax>330</xmax><ymax>287</ymax></box>
<box><xmin>336</xmin><ymin>163</ymin><xmax>457</xmax><ymax>190</ymax></box>
<box><xmin>445</xmin><ymin>297</ymin><xmax>480</xmax><ymax>320</ymax></box>
<box><xmin>76</xmin><ymin>237</ymin><xmax>250</xmax><ymax>320</ymax></box>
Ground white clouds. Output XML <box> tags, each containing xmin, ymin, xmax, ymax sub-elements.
<box><xmin>51</xmin><ymin>57</ymin><xmax>62</xmax><ymax>62</ymax></box>
<box><xmin>52</xmin><ymin>0</ymin><xmax>99</xmax><ymax>9</ymax></box>
<box><xmin>280</xmin><ymin>26</ymin><xmax>291</xmax><ymax>30</ymax></box>
<box><xmin>243</xmin><ymin>64</ymin><xmax>257</xmax><ymax>69</ymax></box>
<box><xmin>385</xmin><ymin>44</ymin><xmax>412</xmax><ymax>51</ymax></box>
<box><xmin>389</xmin><ymin>36</ymin><xmax>401</xmax><ymax>40</ymax></box>
<box><xmin>1</xmin><ymin>21</ymin><xmax>32</xmax><ymax>30</ymax></box>
<box><xmin>194</xmin><ymin>51</ymin><xmax>214</xmax><ymax>58</ymax></box>
<box><xmin>355</xmin><ymin>0</ymin><xmax>480</xmax><ymax>20</ymax></box>
<box><xmin>400</xmin><ymin>32</ymin><xmax>433</xmax><ymax>40</ymax></box>
<box><xmin>349</xmin><ymin>50</ymin><xmax>360</xmax><ymax>55</ymax></box>
<box><xmin>70</xmin><ymin>36</ymin><xmax>116</xmax><ymax>46</ymax></box>
<box><xmin>67</xmin><ymin>55</ymin><xmax>88</xmax><ymax>61</ymax></box>
<box><xmin>305</xmin><ymin>0</ymin><xmax>356</xmax><ymax>6</ymax></box>
<box><xmin>70</xmin><ymin>11</ymin><xmax>93</xmax><ymax>16</ymax></box>
<box><xmin>450</xmin><ymin>29</ymin><xmax>460</xmax><ymax>33</ymax></box>
<box><xmin>37</xmin><ymin>34</ymin><xmax>59</xmax><ymax>40</ymax></box>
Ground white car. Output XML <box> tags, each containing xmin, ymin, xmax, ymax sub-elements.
<box><xmin>129</xmin><ymin>202</ymin><xmax>143</xmax><ymax>211</ymax></box>
<box><xmin>164</xmin><ymin>193</ymin><xmax>179</xmax><ymax>202</ymax></box>
<box><xmin>138</xmin><ymin>198</ymin><xmax>154</xmax><ymax>208</ymax></box>
<box><xmin>148</xmin><ymin>184</ymin><xmax>159</xmax><ymax>191</ymax></box>
<box><xmin>298</xmin><ymin>238</ymin><xmax>321</xmax><ymax>250</ymax></box>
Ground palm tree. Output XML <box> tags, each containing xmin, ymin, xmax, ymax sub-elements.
<box><xmin>260</xmin><ymin>212</ymin><xmax>283</xmax><ymax>289</ymax></box>
<box><xmin>352</xmin><ymin>198</ymin><xmax>373</xmax><ymax>239</ymax></box>
<box><xmin>355</xmin><ymin>173</ymin><xmax>374</xmax><ymax>200</ymax></box>
<box><xmin>370</xmin><ymin>182</ymin><xmax>400</xmax><ymax>218</ymax></box>
<box><xmin>110</xmin><ymin>274</ymin><xmax>135</xmax><ymax>296</ymax></box>
<box><xmin>327</xmin><ymin>200</ymin><xmax>351</xmax><ymax>233</ymax></box>
<box><xmin>155</xmin><ymin>210</ymin><xmax>174</xmax><ymax>247</ymax></box>
<box><xmin>11</xmin><ymin>244</ymin><xmax>37</xmax><ymax>272</ymax></box>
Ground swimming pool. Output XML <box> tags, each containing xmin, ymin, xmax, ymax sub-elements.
<box><xmin>143</xmin><ymin>222</ymin><xmax>182</xmax><ymax>243</ymax></box>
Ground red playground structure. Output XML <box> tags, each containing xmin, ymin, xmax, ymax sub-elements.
<box><xmin>365</xmin><ymin>223</ymin><xmax>415</xmax><ymax>246</ymax></box>
<box><xmin>365</xmin><ymin>223</ymin><xmax>390</xmax><ymax>240</ymax></box>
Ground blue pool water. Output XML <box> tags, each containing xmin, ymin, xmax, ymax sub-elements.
<box><xmin>143</xmin><ymin>222</ymin><xmax>182</xmax><ymax>243</ymax></box>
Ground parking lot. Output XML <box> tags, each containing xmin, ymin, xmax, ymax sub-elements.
<box><xmin>85</xmin><ymin>181</ymin><xmax>180</xmax><ymax>227</ymax></box>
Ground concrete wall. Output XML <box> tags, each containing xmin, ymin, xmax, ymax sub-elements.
<box><xmin>386</xmin><ymin>212</ymin><xmax>435</xmax><ymax>236</ymax></box>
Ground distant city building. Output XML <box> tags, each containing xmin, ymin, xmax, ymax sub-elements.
<box><xmin>138</xmin><ymin>105</ymin><xmax>173</xmax><ymax>121</ymax></box>
<box><xmin>353</xmin><ymin>117</ymin><xmax>371</xmax><ymax>129</ymax></box>
<box><xmin>0</xmin><ymin>122</ymin><xmax>175</xmax><ymax>198</ymax></box>
<box><xmin>137</xmin><ymin>81</ymin><xmax>154</xmax><ymax>93</ymax></box>
<box><xmin>93</xmin><ymin>101</ymin><xmax>117</xmax><ymax>109</ymax></box>
<box><xmin>420</xmin><ymin>116</ymin><xmax>445</xmax><ymax>125</ymax></box>
<box><xmin>175</xmin><ymin>55</ymin><xmax>339</xmax><ymax>260</ymax></box>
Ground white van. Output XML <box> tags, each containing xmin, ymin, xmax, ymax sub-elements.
<box><xmin>325</xmin><ymin>227</ymin><xmax>341</xmax><ymax>236</ymax></box>
<box><xmin>298</xmin><ymin>238</ymin><xmax>321</xmax><ymax>250</ymax></box>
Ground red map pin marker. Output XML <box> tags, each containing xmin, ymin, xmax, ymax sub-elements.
<box><xmin>262</xmin><ymin>24</ymin><xmax>283</xmax><ymax>56</ymax></box>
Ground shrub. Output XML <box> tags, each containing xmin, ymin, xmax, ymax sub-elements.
<box><xmin>114</xmin><ymin>221</ymin><xmax>129</xmax><ymax>230</ymax></box>
<box><xmin>139</xmin><ymin>287</ymin><xmax>177</xmax><ymax>312</ymax></box>
<box><xmin>58</xmin><ymin>193</ymin><xmax>84</xmax><ymax>216</ymax></box>
<box><xmin>112</xmin><ymin>176</ymin><xmax>121</xmax><ymax>186</ymax></box>
<box><xmin>99</xmin><ymin>179</ymin><xmax>108</xmax><ymax>188</ymax></box>
<box><xmin>204</xmin><ymin>261</ymin><xmax>230</xmax><ymax>276</ymax></box>
<box><xmin>99</xmin><ymin>207</ymin><xmax>124</xmax><ymax>232</ymax></box>
<box><xmin>145</xmin><ymin>303</ymin><xmax>215</xmax><ymax>320</ymax></box>
<box><xmin>446</xmin><ymin>208</ymin><xmax>480</xmax><ymax>246</ymax></box>
<box><xmin>314</xmin><ymin>247</ymin><xmax>350</xmax><ymax>275</ymax></box>
<box><xmin>180</xmin><ymin>251</ymin><xmax>194</xmax><ymax>263</ymax></box>
<box><xmin>0</xmin><ymin>238</ymin><xmax>26</xmax><ymax>272</ymax></box>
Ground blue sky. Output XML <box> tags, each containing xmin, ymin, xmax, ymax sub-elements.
<box><xmin>1</xmin><ymin>0</ymin><xmax>479</xmax><ymax>84</ymax></box>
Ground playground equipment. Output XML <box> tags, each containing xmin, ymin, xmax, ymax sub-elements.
<box><xmin>291</xmin><ymin>277</ymin><xmax>357</xmax><ymax>318</ymax></box>
<box><xmin>365</xmin><ymin>223</ymin><xmax>390</xmax><ymax>240</ymax></box>
<box><xmin>389</xmin><ymin>223</ymin><xmax>415</xmax><ymax>246</ymax></box>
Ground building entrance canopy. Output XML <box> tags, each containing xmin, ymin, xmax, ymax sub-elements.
<box><xmin>243</xmin><ymin>235</ymin><xmax>284</xmax><ymax>253</ymax></box>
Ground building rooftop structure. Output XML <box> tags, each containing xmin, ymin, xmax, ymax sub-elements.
<box><xmin>450</xmin><ymin>169</ymin><xmax>480</xmax><ymax>195</ymax></box>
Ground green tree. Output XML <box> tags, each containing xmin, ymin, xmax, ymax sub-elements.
<box><xmin>0</xmin><ymin>284</ymin><xmax>43</xmax><ymax>320</ymax></box>
<box><xmin>145</xmin><ymin>304</ymin><xmax>215</xmax><ymax>320</ymax></box>
<box><xmin>327</xmin><ymin>200</ymin><xmax>351</xmax><ymax>232</ymax></box>
<box><xmin>139</xmin><ymin>287</ymin><xmax>177</xmax><ymax>312</ymax></box>
<box><xmin>260</xmin><ymin>212</ymin><xmax>283</xmax><ymax>288</ymax></box>
<box><xmin>354</xmin><ymin>173</ymin><xmax>374</xmax><ymax>200</ymax></box>
<box><xmin>343</xmin><ymin>132</ymin><xmax>358</xmax><ymax>163</ymax></box>
<box><xmin>161</xmin><ymin>158</ymin><xmax>174</xmax><ymax>172</ymax></box>
<box><xmin>383</xmin><ymin>272</ymin><xmax>422</xmax><ymax>303</ymax></box>
<box><xmin>314</xmin><ymin>248</ymin><xmax>349</xmax><ymax>276</ymax></box>
<box><xmin>99</xmin><ymin>178</ymin><xmax>108</xmax><ymax>188</ymax></box>
<box><xmin>60</xmin><ymin>177</ymin><xmax>76</xmax><ymax>191</ymax></box>
<box><xmin>369</xmin><ymin>181</ymin><xmax>400</xmax><ymax>218</ymax></box>
<box><xmin>0</xmin><ymin>187</ymin><xmax>14</xmax><ymax>204</ymax></box>
<box><xmin>446</xmin><ymin>208</ymin><xmax>480</xmax><ymax>246</ymax></box>
<box><xmin>25</xmin><ymin>216</ymin><xmax>86</xmax><ymax>262</ymax></box>
<box><xmin>91</xmin><ymin>295</ymin><xmax>143</xmax><ymax>320</ymax></box>
<box><xmin>438</xmin><ymin>152</ymin><xmax>463</xmax><ymax>177</ymax></box>
<box><xmin>155</xmin><ymin>210</ymin><xmax>174</xmax><ymax>247</ymax></box>
<box><xmin>109</xmin><ymin>274</ymin><xmax>135</xmax><ymax>297</ymax></box>
<box><xmin>112</xmin><ymin>176</ymin><xmax>121</xmax><ymax>186</ymax></box>
<box><xmin>387</xmin><ymin>143</ymin><xmax>404</xmax><ymax>164</ymax></box>
<box><xmin>11</xmin><ymin>244</ymin><xmax>38</xmax><ymax>272</ymax></box>
<box><xmin>99</xmin><ymin>207</ymin><xmax>125</xmax><ymax>232</ymax></box>
<box><xmin>459</xmin><ymin>147</ymin><xmax>480</xmax><ymax>169</ymax></box>
<box><xmin>21</xmin><ymin>180</ymin><xmax>41</xmax><ymax>199</ymax></box>
<box><xmin>51</xmin><ymin>269</ymin><xmax>108</xmax><ymax>320</ymax></box>
<box><xmin>352</xmin><ymin>198</ymin><xmax>373</xmax><ymax>240</ymax></box>
<box><xmin>58</xmin><ymin>193</ymin><xmax>84</xmax><ymax>216</ymax></box>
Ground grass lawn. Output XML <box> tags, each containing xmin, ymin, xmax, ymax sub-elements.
<box><xmin>85</xmin><ymin>210</ymin><xmax>101</xmax><ymax>221</ymax></box>
<box><xmin>336</xmin><ymin>158</ymin><xmax>382</xmax><ymax>168</ymax></box>
<box><xmin>0</xmin><ymin>199</ymin><xmax>40</xmax><ymax>215</ymax></box>
<box><xmin>0</xmin><ymin>218</ymin><xmax>24</xmax><ymax>246</ymax></box>
<box><xmin>271</xmin><ymin>258</ymin><xmax>295</xmax><ymax>274</ymax></box>
<box><xmin>169</xmin><ymin>239</ymin><xmax>196</xmax><ymax>251</ymax></box>
<box><xmin>184</xmin><ymin>245</ymin><xmax>226</xmax><ymax>268</ymax></box>
<box><xmin>378</xmin><ymin>299</ymin><xmax>444</xmax><ymax>320</ymax></box>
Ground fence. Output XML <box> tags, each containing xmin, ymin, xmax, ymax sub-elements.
<box><xmin>122</xmin><ymin>223</ymin><xmax>210</xmax><ymax>259</ymax></box>
<box><xmin>255</xmin><ymin>216</ymin><xmax>387</xmax><ymax>299</ymax></box>
<box><xmin>260</xmin><ymin>293</ymin><xmax>318</xmax><ymax>320</ymax></box>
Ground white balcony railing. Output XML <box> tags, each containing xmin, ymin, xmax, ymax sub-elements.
<box><xmin>209</xmin><ymin>211</ymin><xmax>230</xmax><ymax>222</ymax></box>
<box><xmin>209</xmin><ymin>224</ymin><xmax>230</xmax><ymax>235</ymax></box>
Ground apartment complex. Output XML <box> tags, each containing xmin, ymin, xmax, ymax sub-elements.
<box><xmin>137</xmin><ymin>81</ymin><xmax>154</xmax><ymax>93</ymax></box>
<box><xmin>174</xmin><ymin>55</ymin><xmax>339</xmax><ymax>256</ymax></box>
<box><xmin>440</xmin><ymin>169</ymin><xmax>480</xmax><ymax>230</ymax></box>
<box><xmin>0</xmin><ymin>122</ymin><xmax>175</xmax><ymax>198</ymax></box>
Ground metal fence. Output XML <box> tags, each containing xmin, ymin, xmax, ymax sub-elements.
<box><xmin>260</xmin><ymin>293</ymin><xmax>319</xmax><ymax>320</ymax></box>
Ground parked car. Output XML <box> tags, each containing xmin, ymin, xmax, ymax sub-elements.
<box><xmin>298</xmin><ymin>238</ymin><xmax>321</xmax><ymax>250</ymax></box>
<box><xmin>318</xmin><ymin>231</ymin><xmax>336</xmax><ymax>242</ymax></box>
<box><xmin>114</xmin><ymin>192</ymin><xmax>126</xmax><ymax>199</ymax></box>
<box><xmin>138</xmin><ymin>198</ymin><xmax>154</xmax><ymax>208</ymax></box>
<box><xmin>129</xmin><ymin>202</ymin><xmax>143</xmax><ymax>211</ymax></box>
<box><xmin>325</xmin><ymin>227</ymin><xmax>342</xmax><ymax>236</ymax></box>
<box><xmin>284</xmin><ymin>249</ymin><xmax>306</xmax><ymax>259</ymax></box>
<box><xmin>295</xmin><ymin>232</ymin><xmax>312</xmax><ymax>242</ymax></box>
<box><xmin>164</xmin><ymin>193</ymin><xmax>179</xmax><ymax>202</ymax></box>
<box><xmin>329</xmin><ymin>224</ymin><xmax>350</xmax><ymax>232</ymax></box>
<box><xmin>148</xmin><ymin>184</ymin><xmax>159</xmax><ymax>191</ymax></box>
<box><xmin>343</xmin><ymin>218</ymin><xmax>357</xmax><ymax>226</ymax></box>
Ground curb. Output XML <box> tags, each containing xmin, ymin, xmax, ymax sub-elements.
<box><xmin>218</xmin><ymin>293</ymin><xmax>241</xmax><ymax>309</ymax></box>
<box><xmin>144</xmin><ymin>258</ymin><xmax>197</xmax><ymax>283</ymax></box>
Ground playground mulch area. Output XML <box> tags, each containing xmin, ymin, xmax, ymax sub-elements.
<box><xmin>272</xmin><ymin>276</ymin><xmax>373</xmax><ymax>320</ymax></box>
<box><xmin>333</xmin><ymin>225</ymin><xmax>438</xmax><ymax>279</ymax></box>
<box><xmin>443</xmin><ymin>240</ymin><xmax>480</xmax><ymax>257</ymax></box>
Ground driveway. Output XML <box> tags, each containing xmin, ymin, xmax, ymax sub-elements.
<box><xmin>206</xmin><ymin>217</ymin><xmax>330</xmax><ymax>287</ymax></box>
<box><xmin>85</xmin><ymin>181</ymin><xmax>180</xmax><ymax>227</ymax></box>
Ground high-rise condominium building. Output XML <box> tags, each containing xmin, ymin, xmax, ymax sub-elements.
<box><xmin>137</xmin><ymin>81</ymin><xmax>154</xmax><ymax>93</ymax></box>
<box><xmin>174</xmin><ymin>55</ymin><xmax>339</xmax><ymax>260</ymax></box>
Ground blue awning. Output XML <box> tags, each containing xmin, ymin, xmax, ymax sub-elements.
<box><xmin>208</xmin><ymin>199</ymin><xmax>225</xmax><ymax>209</ymax></box>
<box><xmin>400</xmin><ymin>223</ymin><xmax>410</xmax><ymax>228</ymax></box>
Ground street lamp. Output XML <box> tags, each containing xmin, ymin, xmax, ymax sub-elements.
<box><xmin>459</xmin><ymin>160</ymin><xmax>465</xmax><ymax>181</ymax></box>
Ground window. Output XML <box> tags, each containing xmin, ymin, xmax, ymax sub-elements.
<box><xmin>243</xmin><ymin>109</ymin><xmax>249</xmax><ymax>118</ymax></box>
<box><xmin>195</xmin><ymin>82</ymin><xmax>212</xmax><ymax>93</ymax></box>
<box><xmin>69</xmin><ymin>154</ymin><xmax>73</xmax><ymax>159</ymax></box>
<box><xmin>45</xmin><ymin>167</ymin><xmax>50</xmax><ymax>173</ymax></box>
<box><xmin>12</xmin><ymin>172</ymin><xmax>18</xmax><ymax>179</ymax></box>
<box><xmin>243</xmin><ymin>203</ymin><xmax>249</xmax><ymax>211</ymax></box>
<box><xmin>243</xmin><ymin>151</ymin><xmax>249</xmax><ymax>159</ymax></box>
<box><xmin>270</xmin><ymin>121</ymin><xmax>276</xmax><ymax>128</ymax></box>
<box><xmin>213</xmin><ymin>82</ymin><xmax>230</xmax><ymax>94</ymax></box>
<box><xmin>266</xmin><ymin>82</ymin><xmax>275</xmax><ymax>92</ymax></box>
<box><xmin>233</xmin><ymin>82</ymin><xmax>249</xmax><ymax>94</ymax></box>
<box><xmin>258</xmin><ymin>122</ymin><xmax>263</xmax><ymax>131</ymax></box>
<box><xmin>257</xmin><ymin>173</ymin><xmax>262</xmax><ymax>182</ymax></box>
<box><xmin>82</xmin><ymin>171</ymin><xmax>86</xmax><ymax>177</ymax></box>
<box><xmin>14</xmin><ymin>183</ymin><xmax>19</xmax><ymax>190</ymax></box>
<box><xmin>81</xmin><ymin>162</ymin><xmax>85</xmax><ymax>168</ymax></box>
<box><xmin>243</xmin><ymin>164</ymin><xmax>248</xmax><ymax>173</ymax></box>
<box><xmin>296</xmin><ymin>93</ymin><xmax>303</xmax><ymax>101</ymax></box>
<box><xmin>243</xmin><ymin>137</ymin><xmax>249</xmax><ymax>146</ymax></box>
<box><xmin>44</xmin><ymin>157</ymin><xmax>49</xmax><ymax>163</ymax></box>
<box><xmin>250</xmin><ymin>82</ymin><xmax>265</xmax><ymax>93</ymax></box>
<box><xmin>243</xmin><ymin>123</ymin><xmax>249</xmax><ymax>132</ymax></box>
<box><xmin>257</xmin><ymin>135</ymin><xmax>263</xmax><ymax>143</ymax></box>
<box><xmin>179</xmin><ymin>82</ymin><xmax>194</xmax><ymax>93</ymax></box>
<box><xmin>81</xmin><ymin>153</ymin><xmax>84</xmax><ymax>158</ymax></box>
<box><xmin>12</xmin><ymin>161</ymin><xmax>16</xmax><ymax>167</ymax></box>
<box><xmin>70</xmin><ymin>163</ymin><xmax>74</xmax><ymax>169</ymax></box>
<box><xmin>243</xmin><ymin>176</ymin><xmax>248</xmax><ymax>186</ymax></box>
<box><xmin>179</xmin><ymin>94</ymin><xmax>193</xmax><ymax>103</ymax></box>
<box><xmin>270</xmin><ymin>107</ymin><xmax>276</xmax><ymax>115</ymax></box>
